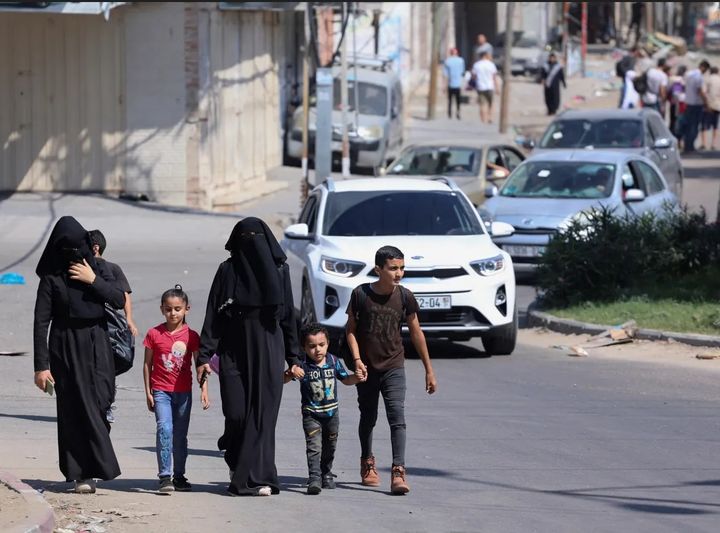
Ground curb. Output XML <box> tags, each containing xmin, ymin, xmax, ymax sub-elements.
<box><xmin>527</xmin><ymin>308</ymin><xmax>720</xmax><ymax>348</ymax></box>
<box><xmin>0</xmin><ymin>471</ymin><xmax>54</xmax><ymax>533</ymax></box>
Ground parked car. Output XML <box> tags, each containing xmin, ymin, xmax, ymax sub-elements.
<box><xmin>493</xmin><ymin>31</ymin><xmax>548</xmax><ymax>78</ymax></box>
<box><xmin>286</xmin><ymin>58</ymin><xmax>403</xmax><ymax>173</ymax></box>
<box><xmin>704</xmin><ymin>22</ymin><xmax>720</xmax><ymax>51</ymax></box>
<box><xmin>532</xmin><ymin>108</ymin><xmax>683</xmax><ymax>198</ymax></box>
<box><xmin>480</xmin><ymin>150</ymin><xmax>680</xmax><ymax>274</ymax></box>
<box><xmin>383</xmin><ymin>141</ymin><xmax>525</xmax><ymax>205</ymax></box>
<box><xmin>281</xmin><ymin>177</ymin><xmax>518</xmax><ymax>354</ymax></box>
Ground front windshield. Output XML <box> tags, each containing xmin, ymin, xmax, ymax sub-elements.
<box><xmin>500</xmin><ymin>161</ymin><xmax>615</xmax><ymax>199</ymax></box>
<box><xmin>333</xmin><ymin>79</ymin><xmax>387</xmax><ymax>116</ymax></box>
<box><xmin>323</xmin><ymin>191</ymin><xmax>483</xmax><ymax>236</ymax></box>
<box><xmin>386</xmin><ymin>147</ymin><xmax>481</xmax><ymax>176</ymax></box>
<box><xmin>539</xmin><ymin>119</ymin><xmax>643</xmax><ymax>149</ymax></box>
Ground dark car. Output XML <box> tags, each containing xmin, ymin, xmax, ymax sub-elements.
<box><xmin>532</xmin><ymin>109</ymin><xmax>683</xmax><ymax>198</ymax></box>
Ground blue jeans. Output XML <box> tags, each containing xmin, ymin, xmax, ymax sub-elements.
<box><xmin>684</xmin><ymin>104</ymin><xmax>704</xmax><ymax>152</ymax></box>
<box><xmin>357</xmin><ymin>367</ymin><xmax>406</xmax><ymax>466</ymax></box>
<box><xmin>153</xmin><ymin>390</ymin><xmax>191</xmax><ymax>478</ymax></box>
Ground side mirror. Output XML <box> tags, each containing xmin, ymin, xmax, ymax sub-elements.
<box><xmin>653</xmin><ymin>137</ymin><xmax>671</xmax><ymax>149</ymax></box>
<box><xmin>484</xmin><ymin>185</ymin><xmax>499</xmax><ymax>198</ymax></box>
<box><xmin>490</xmin><ymin>221</ymin><xmax>515</xmax><ymax>237</ymax></box>
<box><xmin>624</xmin><ymin>188</ymin><xmax>646</xmax><ymax>202</ymax></box>
<box><xmin>284</xmin><ymin>223</ymin><xmax>311</xmax><ymax>239</ymax></box>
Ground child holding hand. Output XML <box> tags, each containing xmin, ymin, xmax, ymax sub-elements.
<box><xmin>284</xmin><ymin>323</ymin><xmax>363</xmax><ymax>494</ymax></box>
<box><xmin>143</xmin><ymin>285</ymin><xmax>209</xmax><ymax>493</ymax></box>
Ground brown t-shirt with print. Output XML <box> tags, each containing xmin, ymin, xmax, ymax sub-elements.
<box><xmin>346</xmin><ymin>283</ymin><xmax>419</xmax><ymax>372</ymax></box>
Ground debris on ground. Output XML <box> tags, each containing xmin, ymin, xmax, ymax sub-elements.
<box><xmin>552</xmin><ymin>320</ymin><xmax>637</xmax><ymax>357</ymax></box>
<box><xmin>696</xmin><ymin>353</ymin><xmax>720</xmax><ymax>360</ymax></box>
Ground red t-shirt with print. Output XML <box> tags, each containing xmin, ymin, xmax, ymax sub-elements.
<box><xmin>144</xmin><ymin>323</ymin><xmax>200</xmax><ymax>393</ymax></box>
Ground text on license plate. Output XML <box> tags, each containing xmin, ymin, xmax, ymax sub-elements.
<box><xmin>416</xmin><ymin>295</ymin><xmax>452</xmax><ymax>310</ymax></box>
<box><xmin>503</xmin><ymin>245</ymin><xmax>546</xmax><ymax>257</ymax></box>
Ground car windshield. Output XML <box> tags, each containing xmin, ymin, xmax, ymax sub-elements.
<box><xmin>386</xmin><ymin>147</ymin><xmax>481</xmax><ymax>176</ymax></box>
<box><xmin>500</xmin><ymin>161</ymin><xmax>615</xmax><ymax>199</ymax></box>
<box><xmin>539</xmin><ymin>119</ymin><xmax>643</xmax><ymax>149</ymax></box>
<box><xmin>323</xmin><ymin>191</ymin><xmax>483</xmax><ymax>236</ymax></box>
<box><xmin>333</xmin><ymin>79</ymin><xmax>387</xmax><ymax>116</ymax></box>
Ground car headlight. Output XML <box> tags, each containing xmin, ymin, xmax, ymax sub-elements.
<box><xmin>357</xmin><ymin>125</ymin><xmax>383</xmax><ymax>141</ymax></box>
<box><xmin>470</xmin><ymin>255</ymin><xmax>505</xmax><ymax>276</ymax></box>
<box><xmin>320</xmin><ymin>256</ymin><xmax>366</xmax><ymax>277</ymax></box>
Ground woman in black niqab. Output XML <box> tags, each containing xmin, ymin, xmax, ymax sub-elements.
<box><xmin>33</xmin><ymin>216</ymin><xmax>125</xmax><ymax>491</ymax></box>
<box><xmin>198</xmin><ymin>217</ymin><xmax>300</xmax><ymax>496</ymax></box>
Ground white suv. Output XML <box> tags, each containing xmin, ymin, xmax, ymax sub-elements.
<box><xmin>281</xmin><ymin>177</ymin><xmax>518</xmax><ymax>355</ymax></box>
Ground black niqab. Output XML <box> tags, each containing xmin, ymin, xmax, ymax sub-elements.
<box><xmin>222</xmin><ymin>217</ymin><xmax>286</xmax><ymax>308</ymax></box>
<box><xmin>35</xmin><ymin>216</ymin><xmax>104</xmax><ymax>319</ymax></box>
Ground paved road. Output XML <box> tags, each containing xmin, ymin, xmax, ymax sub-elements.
<box><xmin>1</xmin><ymin>194</ymin><xmax>719</xmax><ymax>533</ymax></box>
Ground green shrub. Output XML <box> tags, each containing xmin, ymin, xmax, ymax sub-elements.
<box><xmin>536</xmin><ymin>205</ymin><xmax>720</xmax><ymax>307</ymax></box>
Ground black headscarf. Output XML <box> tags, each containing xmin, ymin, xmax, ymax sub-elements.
<box><xmin>222</xmin><ymin>217</ymin><xmax>287</xmax><ymax>308</ymax></box>
<box><xmin>35</xmin><ymin>216</ymin><xmax>105</xmax><ymax>319</ymax></box>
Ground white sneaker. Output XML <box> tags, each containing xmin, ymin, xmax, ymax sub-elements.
<box><xmin>255</xmin><ymin>486</ymin><xmax>271</xmax><ymax>496</ymax></box>
<box><xmin>74</xmin><ymin>479</ymin><xmax>96</xmax><ymax>494</ymax></box>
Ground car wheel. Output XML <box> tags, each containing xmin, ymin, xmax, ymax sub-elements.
<box><xmin>300</xmin><ymin>279</ymin><xmax>317</xmax><ymax>327</ymax></box>
<box><xmin>481</xmin><ymin>305</ymin><xmax>517</xmax><ymax>355</ymax></box>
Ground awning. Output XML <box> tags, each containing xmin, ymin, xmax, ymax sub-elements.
<box><xmin>0</xmin><ymin>2</ymin><xmax>127</xmax><ymax>19</ymax></box>
<box><xmin>218</xmin><ymin>2</ymin><xmax>302</xmax><ymax>11</ymax></box>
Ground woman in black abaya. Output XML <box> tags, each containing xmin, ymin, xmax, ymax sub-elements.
<box><xmin>541</xmin><ymin>52</ymin><xmax>567</xmax><ymax>116</ymax></box>
<box><xmin>33</xmin><ymin>216</ymin><xmax>126</xmax><ymax>493</ymax></box>
<box><xmin>197</xmin><ymin>217</ymin><xmax>300</xmax><ymax>496</ymax></box>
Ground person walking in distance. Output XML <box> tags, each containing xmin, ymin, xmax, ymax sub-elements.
<box><xmin>472</xmin><ymin>51</ymin><xmax>499</xmax><ymax>124</ymax></box>
<box><xmin>700</xmin><ymin>66</ymin><xmax>720</xmax><ymax>150</ymax></box>
<box><xmin>346</xmin><ymin>246</ymin><xmax>437</xmax><ymax>495</ymax></box>
<box><xmin>475</xmin><ymin>33</ymin><xmax>493</xmax><ymax>59</ymax></box>
<box><xmin>683</xmin><ymin>60</ymin><xmax>710</xmax><ymax>154</ymax></box>
<box><xmin>540</xmin><ymin>53</ymin><xmax>566</xmax><ymax>115</ymax></box>
<box><xmin>443</xmin><ymin>47</ymin><xmax>466</xmax><ymax>119</ymax></box>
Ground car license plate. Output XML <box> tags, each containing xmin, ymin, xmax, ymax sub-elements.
<box><xmin>416</xmin><ymin>295</ymin><xmax>452</xmax><ymax>310</ymax></box>
<box><xmin>503</xmin><ymin>245</ymin><xmax>546</xmax><ymax>257</ymax></box>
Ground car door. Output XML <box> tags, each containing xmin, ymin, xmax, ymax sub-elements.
<box><xmin>624</xmin><ymin>160</ymin><xmax>655</xmax><ymax>216</ymax></box>
<box><xmin>500</xmin><ymin>146</ymin><xmax>524</xmax><ymax>172</ymax></box>
<box><xmin>284</xmin><ymin>194</ymin><xmax>320</xmax><ymax>306</ymax></box>
<box><xmin>648</xmin><ymin>114</ymin><xmax>682</xmax><ymax>197</ymax></box>
<box><xmin>640</xmin><ymin>117</ymin><xmax>663</xmax><ymax>169</ymax></box>
<box><xmin>630</xmin><ymin>159</ymin><xmax>677</xmax><ymax>215</ymax></box>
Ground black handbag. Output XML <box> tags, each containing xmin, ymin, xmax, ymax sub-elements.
<box><xmin>105</xmin><ymin>305</ymin><xmax>135</xmax><ymax>376</ymax></box>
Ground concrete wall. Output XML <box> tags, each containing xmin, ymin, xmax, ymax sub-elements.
<box><xmin>0</xmin><ymin>12</ymin><xmax>125</xmax><ymax>192</ymax></box>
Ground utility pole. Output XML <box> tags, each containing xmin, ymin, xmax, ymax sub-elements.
<box><xmin>499</xmin><ymin>2</ymin><xmax>513</xmax><ymax>134</ymax></box>
<box><xmin>427</xmin><ymin>2</ymin><xmax>440</xmax><ymax>120</ymax></box>
<box><xmin>314</xmin><ymin>5</ymin><xmax>334</xmax><ymax>185</ymax></box>
<box><xmin>581</xmin><ymin>1</ymin><xmax>587</xmax><ymax>78</ymax></box>
<box><xmin>341</xmin><ymin>2</ymin><xmax>350</xmax><ymax>177</ymax></box>
<box><xmin>300</xmin><ymin>3</ymin><xmax>311</xmax><ymax>202</ymax></box>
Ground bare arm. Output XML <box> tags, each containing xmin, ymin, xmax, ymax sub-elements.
<box><xmin>143</xmin><ymin>347</ymin><xmax>154</xmax><ymax>412</ymax></box>
<box><xmin>192</xmin><ymin>351</ymin><xmax>210</xmax><ymax>410</ymax></box>
<box><xmin>124</xmin><ymin>293</ymin><xmax>138</xmax><ymax>337</ymax></box>
<box><xmin>406</xmin><ymin>313</ymin><xmax>437</xmax><ymax>394</ymax></box>
<box><xmin>345</xmin><ymin>312</ymin><xmax>367</xmax><ymax>380</ymax></box>
<box><xmin>341</xmin><ymin>374</ymin><xmax>361</xmax><ymax>386</ymax></box>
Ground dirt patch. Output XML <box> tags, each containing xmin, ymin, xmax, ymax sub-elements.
<box><xmin>519</xmin><ymin>328</ymin><xmax>720</xmax><ymax>372</ymax></box>
<box><xmin>0</xmin><ymin>481</ymin><xmax>31</xmax><ymax>532</ymax></box>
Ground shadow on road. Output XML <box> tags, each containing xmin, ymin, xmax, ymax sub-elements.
<box><xmin>0</xmin><ymin>413</ymin><xmax>56</xmax><ymax>423</ymax></box>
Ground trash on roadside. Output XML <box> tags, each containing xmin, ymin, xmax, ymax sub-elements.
<box><xmin>551</xmin><ymin>320</ymin><xmax>637</xmax><ymax>357</ymax></box>
<box><xmin>0</xmin><ymin>272</ymin><xmax>25</xmax><ymax>284</ymax></box>
<box><xmin>696</xmin><ymin>353</ymin><xmax>720</xmax><ymax>360</ymax></box>
<box><xmin>568</xmin><ymin>345</ymin><xmax>589</xmax><ymax>357</ymax></box>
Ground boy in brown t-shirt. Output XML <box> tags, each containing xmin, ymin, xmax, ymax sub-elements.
<box><xmin>345</xmin><ymin>245</ymin><xmax>437</xmax><ymax>495</ymax></box>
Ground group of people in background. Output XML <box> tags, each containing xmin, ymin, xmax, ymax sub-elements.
<box><xmin>32</xmin><ymin>216</ymin><xmax>437</xmax><ymax>498</ymax></box>
<box><xmin>618</xmin><ymin>47</ymin><xmax>720</xmax><ymax>153</ymax></box>
<box><xmin>443</xmin><ymin>33</ymin><xmax>567</xmax><ymax>123</ymax></box>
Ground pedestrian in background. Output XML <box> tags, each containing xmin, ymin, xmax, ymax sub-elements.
<box><xmin>641</xmin><ymin>58</ymin><xmax>668</xmax><ymax>113</ymax></box>
<box><xmin>471</xmin><ymin>50</ymin><xmax>499</xmax><ymax>124</ymax></box>
<box><xmin>540</xmin><ymin>52</ymin><xmax>566</xmax><ymax>115</ymax></box>
<box><xmin>143</xmin><ymin>285</ymin><xmax>209</xmax><ymax>493</ymax></box>
<box><xmin>700</xmin><ymin>66</ymin><xmax>720</xmax><ymax>150</ymax></box>
<box><xmin>33</xmin><ymin>216</ymin><xmax>125</xmax><ymax>494</ymax></box>
<box><xmin>443</xmin><ymin>47</ymin><xmax>466</xmax><ymax>120</ymax></box>
<box><xmin>475</xmin><ymin>33</ymin><xmax>493</xmax><ymax>59</ymax></box>
<box><xmin>683</xmin><ymin>60</ymin><xmax>710</xmax><ymax>154</ymax></box>
<box><xmin>628</xmin><ymin>2</ymin><xmax>643</xmax><ymax>46</ymax></box>
<box><xmin>197</xmin><ymin>217</ymin><xmax>301</xmax><ymax>497</ymax></box>
<box><xmin>668</xmin><ymin>65</ymin><xmax>687</xmax><ymax>137</ymax></box>
<box><xmin>345</xmin><ymin>245</ymin><xmax>437</xmax><ymax>495</ymax></box>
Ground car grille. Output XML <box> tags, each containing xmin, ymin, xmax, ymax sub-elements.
<box><xmin>369</xmin><ymin>267</ymin><xmax>468</xmax><ymax>279</ymax></box>
<box><xmin>417</xmin><ymin>307</ymin><xmax>491</xmax><ymax>326</ymax></box>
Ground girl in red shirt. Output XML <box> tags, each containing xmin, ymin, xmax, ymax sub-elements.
<box><xmin>143</xmin><ymin>285</ymin><xmax>209</xmax><ymax>493</ymax></box>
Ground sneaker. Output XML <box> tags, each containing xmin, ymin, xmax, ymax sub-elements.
<box><xmin>74</xmin><ymin>479</ymin><xmax>96</xmax><ymax>494</ymax></box>
<box><xmin>322</xmin><ymin>473</ymin><xmax>336</xmax><ymax>489</ymax></box>
<box><xmin>255</xmin><ymin>486</ymin><xmax>272</xmax><ymax>497</ymax></box>
<box><xmin>360</xmin><ymin>456</ymin><xmax>380</xmax><ymax>487</ymax></box>
<box><xmin>390</xmin><ymin>465</ymin><xmax>409</xmax><ymax>495</ymax></box>
<box><xmin>158</xmin><ymin>476</ymin><xmax>175</xmax><ymax>493</ymax></box>
<box><xmin>173</xmin><ymin>475</ymin><xmax>192</xmax><ymax>492</ymax></box>
<box><xmin>307</xmin><ymin>478</ymin><xmax>322</xmax><ymax>495</ymax></box>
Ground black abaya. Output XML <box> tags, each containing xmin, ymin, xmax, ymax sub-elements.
<box><xmin>541</xmin><ymin>63</ymin><xmax>566</xmax><ymax>115</ymax></box>
<box><xmin>33</xmin><ymin>217</ymin><xmax>125</xmax><ymax>482</ymax></box>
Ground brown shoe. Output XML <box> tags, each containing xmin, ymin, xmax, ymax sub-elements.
<box><xmin>360</xmin><ymin>456</ymin><xmax>380</xmax><ymax>486</ymax></box>
<box><xmin>390</xmin><ymin>465</ymin><xmax>409</xmax><ymax>494</ymax></box>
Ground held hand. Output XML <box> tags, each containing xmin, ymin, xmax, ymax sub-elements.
<box><xmin>34</xmin><ymin>370</ymin><xmax>55</xmax><ymax>392</ymax></box>
<box><xmin>201</xmin><ymin>390</ymin><xmax>210</xmax><ymax>410</ymax></box>
<box><xmin>354</xmin><ymin>359</ymin><xmax>368</xmax><ymax>381</ymax></box>
<box><xmin>146</xmin><ymin>393</ymin><xmax>155</xmax><ymax>412</ymax></box>
<box><xmin>68</xmin><ymin>259</ymin><xmax>97</xmax><ymax>285</ymax></box>
<box><xmin>425</xmin><ymin>371</ymin><xmax>437</xmax><ymax>395</ymax></box>
<box><xmin>196</xmin><ymin>363</ymin><xmax>211</xmax><ymax>385</ymax></box>
<box><xmin>290</xmin><ymin>365</ymin><xmax>305</xmax><ymax>379</ymax></box>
